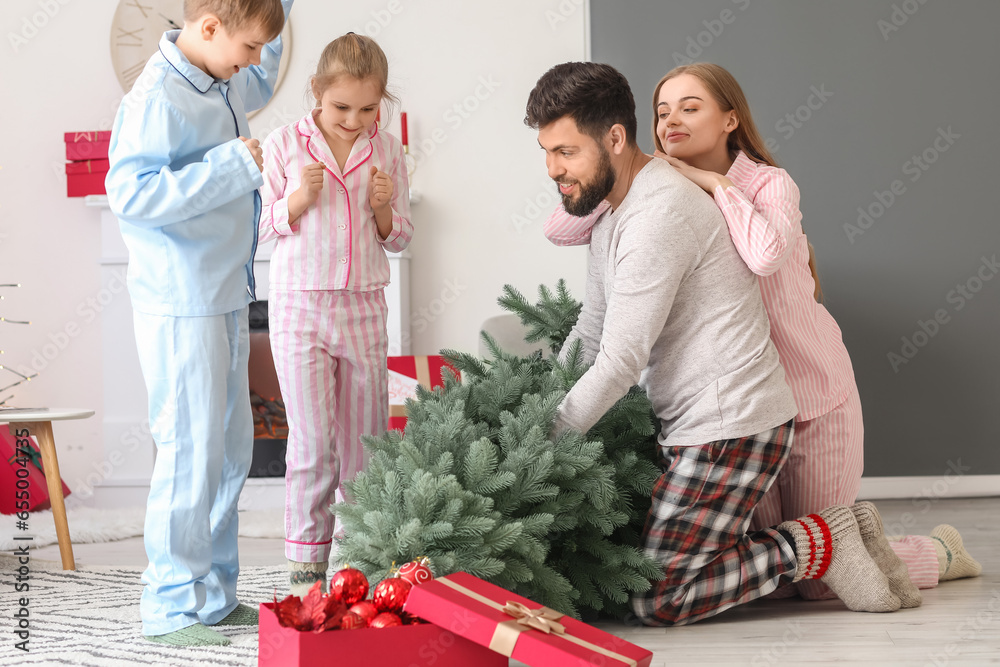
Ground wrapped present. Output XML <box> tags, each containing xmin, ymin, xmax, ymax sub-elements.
<box><xmin>257</xmin><ymin>601</ymin><xmax>506</xmax><ymax>667</ymax></box>
<box><xmin>64</xmin><ymin>131</ymin><xmax>112</xmax><ymax>161</ymax></box>
<box><xmin>386</xmin><ymin>356</ymin><xmax>457</xmax><ymax>431</ymax></box>
<box><xmin>65</xmin><ymin>159</ymin><xmax>110</xmax><ymax>197</ymax></box>
<box><xmin>404</xmin><ymin>571</ymin><xmax>653</xmax><ymax>667</ymax></box>
<box><xmin>0</xmin><ymin>428</ymin><xmax>72</xmax><ymax>515</ymax></box>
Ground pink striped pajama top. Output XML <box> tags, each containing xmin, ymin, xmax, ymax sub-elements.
<box><xmin>544</xmin><ymin>151</ymin><xmax>854</xmax><ymax>421</ymax></box>
<box><xmin>259</xmin><ymin>110</ymin><xmax>413</xmax><ymax>291</ymax></box>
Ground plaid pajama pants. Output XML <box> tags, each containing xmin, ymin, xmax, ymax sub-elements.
<box><xmin>631</xmin><ymin>420</ymin><xmax>798</xmax><ymax>626</ymax></box>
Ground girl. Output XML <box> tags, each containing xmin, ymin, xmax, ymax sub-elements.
<box><xmin>259</xmin><ymin>32</ymin><xmax>413</xmax><ymax>596</ymax></box>
<box><xmin>543</xmin><ymin>63</ymin><xmax>980</xmax><ymax>600</ymax></box>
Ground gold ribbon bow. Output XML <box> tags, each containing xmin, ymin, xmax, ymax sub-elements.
<box><xmin>501</xmin><ymin>600</ymin><xmax>566</xmax><ymax>636</ymax></box>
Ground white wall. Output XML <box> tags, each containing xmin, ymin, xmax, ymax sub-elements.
<box><xmin>0</xmin><ymin>0</ymin><xmax>588</xmax><ymax>489</ymax></box>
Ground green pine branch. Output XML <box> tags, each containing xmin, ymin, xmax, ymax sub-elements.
<box><xmin>498</xmin><ymin>280</ymin><xmax>582</xmax><ymax>354</ymax></box>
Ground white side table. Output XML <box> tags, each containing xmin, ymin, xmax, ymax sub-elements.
<box><xmin>2</xmin><ymin>408</ymin><xmax>95</xmax><ymax>570</ymax></box>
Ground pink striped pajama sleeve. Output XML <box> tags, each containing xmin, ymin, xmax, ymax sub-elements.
<box><xmin>375</xmin><ymin>140</ymin><xmax>413</xmax><ymax>253</ymax></box>
<box><xmin>542</xmin><ymin>200</ymin><xmax>609</xmax><ymax>246</ymax></box>
<box><xmin>713</xmin><ymin>168</ymin><xmax>802</xmax><ymax>276</ymax></box>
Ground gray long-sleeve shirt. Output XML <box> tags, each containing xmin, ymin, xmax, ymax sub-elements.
<box><xmin>553</xmin><ymin>158</ymin><xmax>798</xmax><ymax>447</ymax></box>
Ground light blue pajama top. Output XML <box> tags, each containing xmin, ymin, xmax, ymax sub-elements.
<box><xmin>105</xmin><ymin>0</ymin><xmax>293</xmax><ymax>317</ymax></box>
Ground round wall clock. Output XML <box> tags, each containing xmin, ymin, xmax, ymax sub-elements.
<box><xmin>109</xmin><ymin>0</ymin><xmax>292</xmax><ymax>117</ymax></box>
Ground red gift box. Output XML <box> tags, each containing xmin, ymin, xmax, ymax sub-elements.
<box><xmin>65</xmin><ymin>159</ymin><xmax>109</xmax><ymax>197</ymax></box>
<box><xmin>404</xmin><ymin>571</ymin><xmax>653</xmax><ymax>667</ymax></box>
<box><xmin>386</xmin><ymin>355</ymin><xmax>457</xmax><ymax>431</ymax></box>
<box><xmin>64</xmin><ymin>131</ymin><xmax>112</xmax><ymax>161</ymax></box>
<box><xmin>1</xmin><ymin>428</ymin><xmax>71</xmax><ymax>515</ymax></box>
<box><xmin>257</xmin><ymin>601</ymin><xmax>506</xmax><ymax>667</ymax></box>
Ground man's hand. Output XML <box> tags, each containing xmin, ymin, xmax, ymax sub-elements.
<box><xmin>368</xmin><ymin>165</ymin><xmax>393</xmax><ymax>211</ymax></box>
<box><xmin>240</xmin><ymin>136</ymin><xmax>263</xmax><ymax>172</ymax></box>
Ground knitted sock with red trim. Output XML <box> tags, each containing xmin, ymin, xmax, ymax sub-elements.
<box><xmin>288</xmin><ymin>560</ymin><xmax>327</xmax><ymax>598</ymax></box>
<box><xmin>779</xmin><ymin>505</ymin><xmax>901</xmax><ymax>613</ymax></box>
<box><xmin>851</xmin><ymin>501</ymin><xmax>922</xmax><ymax>608</ymax></box>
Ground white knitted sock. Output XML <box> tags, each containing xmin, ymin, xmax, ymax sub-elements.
<box><xmin>931</xmin><ymin>525</ymin><xmax>983</xmax><ymax>581</ymax></box>
<box><xmin>851</xmin><ymin>502</ymin><xmax>922</xmax><ymax>608</ymax></box>
<box><xmin>288</xmin><ymin>560</ymin><xmax>327</xmax><ymax>598</ymax></box>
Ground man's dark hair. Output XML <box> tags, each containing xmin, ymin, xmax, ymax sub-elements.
<box><xmin>524</xmin><ymin>62</ymin><xmax>637</xmax><ymax>145</ymax></box>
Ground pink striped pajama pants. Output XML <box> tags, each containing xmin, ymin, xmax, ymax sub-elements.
<box><xmin>749</xmin><ymin>385</ymin><xmax>939</xmax><ymax>598</ymax></box>
<box><xmin>269</xmin><ymin>290</ymin><xmax>389</xmax><ymax>562</ymax></box>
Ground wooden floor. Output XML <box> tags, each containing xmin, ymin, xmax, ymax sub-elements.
<box><xmin>33</xmin><ymin>497</ymin><xmax>1000</xmax><ymax>666</ymax></box>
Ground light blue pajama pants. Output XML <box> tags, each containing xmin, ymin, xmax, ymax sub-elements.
<box><xmin>133</xmin><ymin>307</ymin><xmax>252</xmax><ymax>635</ymax></box>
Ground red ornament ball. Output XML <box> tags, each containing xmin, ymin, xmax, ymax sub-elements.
<box><xmin>348</xmin><ymin>600</ymin><xmax>379</xmax><ymax>626</ymax></box>
<box><xmin>370</xmin><ymin>612</ymin><xmax>403</xmax><ymax>629</ymax></box>
<box><xmin>339</xmin><ymin>611</ymin><xmax>366</xmax><ymax>630</ymax></box>
<box><xmin>397</xmin><ymin>557</ymin><xmax>434</xmax><ymax>586</ymax></box>
<box><xmin>329</xmin><ymin>567</ymin><xmax>369</xmax><ymax>606</ymax></box>
<box><xmin>330</xmin><ymin>567</ymin><xmax>368</xmax><ymax>606</ymax></box>
<box><xmin>372</xmin><ymin>577</ymin><xmax>413</xmax><ymax>614</ymax></box>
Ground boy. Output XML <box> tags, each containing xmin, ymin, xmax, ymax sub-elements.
<box><xmin>106</xmin><ymin>0</ymin><xmax>293</xmax><ymax>647</ymax></box>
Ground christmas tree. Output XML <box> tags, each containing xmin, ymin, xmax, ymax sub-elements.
<box><xmin>0</xmin><ymin>283</ymin><xmax>36</xmax><ymax>406</ymax></box>
<box><xmin>333</xmin><ymin>281</ymin><xmax>663</xmax><ymax>618</ymax></box>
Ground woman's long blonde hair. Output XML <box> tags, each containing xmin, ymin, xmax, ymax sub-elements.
<box><xmin>652</xmin><ymin>63</ymin><xmax>822</xmax><ymax>301</ymax></box>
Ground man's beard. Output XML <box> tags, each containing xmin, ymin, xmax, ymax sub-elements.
<box><xmin>559</xmin><ymin>148</ymin><xmax>616</xmax><ymax>217</ymax></box>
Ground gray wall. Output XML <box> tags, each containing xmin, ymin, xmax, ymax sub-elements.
<box><xmin>591</xmin><ymin>1</ymin><xmax>999</xmax><ymax>476</ymax></box>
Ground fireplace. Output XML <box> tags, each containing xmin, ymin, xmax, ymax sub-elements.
<box><xmin>248</xmin><ymin>300</ymin><xmax>287</xmax><ymax>478</ymax></box>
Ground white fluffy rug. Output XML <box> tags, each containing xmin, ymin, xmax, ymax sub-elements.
<box><xmin>0</xmin><ymin>506</ymin><xmax>284</xmax><ymax>552</ymax></box>
<box><xmin>0</xmin><ymin>553</ymin><xmax>281</xmax><ymax>667</ymax></box>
